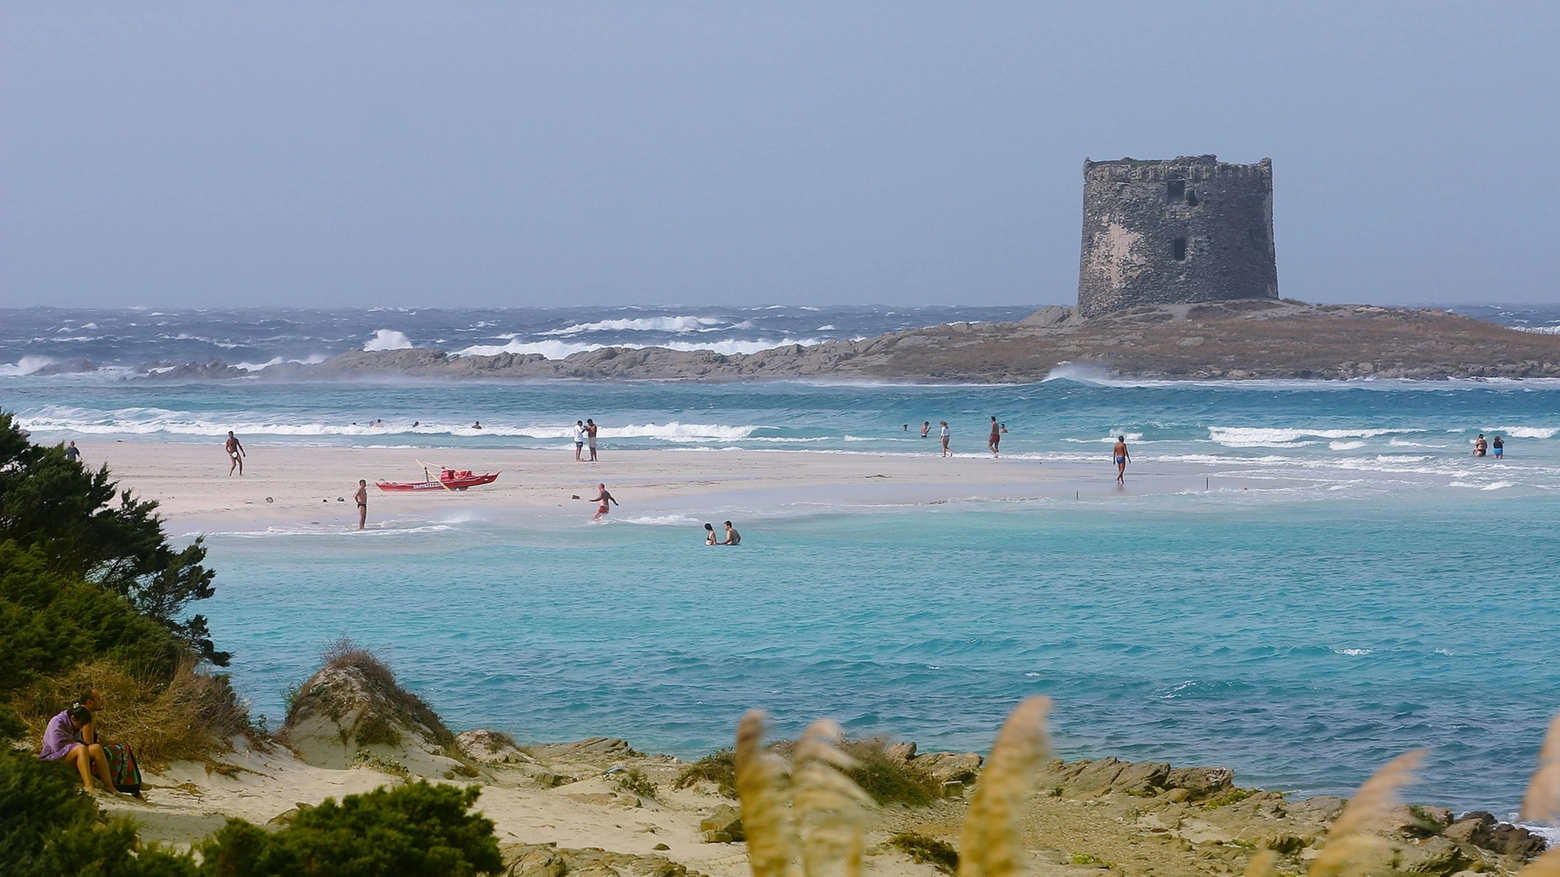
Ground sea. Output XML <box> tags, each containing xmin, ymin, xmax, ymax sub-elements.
<box><xmin>4</xmin><ymin>303</ymin><xmax>1560</xmax><ymax>822</ymax></box>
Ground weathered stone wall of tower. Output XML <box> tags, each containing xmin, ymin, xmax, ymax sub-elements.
<box><xmin>1077</xmin><ymin>155</ymin><xmax>1277</xmax><ymax>318</ymax></box>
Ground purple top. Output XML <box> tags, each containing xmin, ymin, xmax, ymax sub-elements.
<box><xmin>39</xmin><ymin>710</ymin><xmax>83</xmax><ymax>761</ymax></box>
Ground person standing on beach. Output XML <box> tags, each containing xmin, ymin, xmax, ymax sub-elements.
<box><xmin>65</xmin><ymin>440</ymin><xmax>80</xmax><ymax>462</ymax></box>
<box><xmin>573</xmin><ymin>421</ymin><xmax>586</xmax><ymax>462</ymax></box>
<box><xmin>1493</xmin><ymin>435</ymin><xmax>1504</xmax><ymax>458</ymax></box>
<box><xmin>939</xmin><ymin>421</ymin><xmax>951</xmax><ymax>456</ymax></box>
<box><xmin>589</xmin><ymin>483</ymin><xmax>618</xmax><ymax>520</ymax></box>
<box><xmin>988</xmin><ymin>416</ymin><xmax>1001</xmax><ymax>457</ymax></box>
<box><xmin>225</xmin><ymin>431</ymin><xmax>245</xmax><ymax>475</ymax></box>
<box><xmin>586</xmin><ymin>419</ymin><xmax>599</xmax><ymax>462</ymax></box>
<box><xmin>1474</xmin><ymin>434</ymin><xmax>1488</xmax><ymax>457</ymax></box>
<box><xmin>355</xmin><ymin>479</ymin><xmax>368</xmax><ymax>529</ymax></box>
<box><xmin>1113</xmin><ymin>435</ymin><xmax>1130</xmax><ymax>484</ymax></box>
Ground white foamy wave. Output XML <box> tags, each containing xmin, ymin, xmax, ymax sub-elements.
<box><xmin>364</xmin><ymin>329</ymin><xmax>414</xmax><ymax>351</ymax></box>
<box><xmin>607</xmin><ymin>421</ymin><xmax>757</xmax><ymax>442</ymax></box>
<box><xmin>1329</xmin><ymin>441</ymin><xmax>1367</xmax><ymax>450</ymax></box>
<box><xmin>621</xmin><ymin>513</ymin><xmax>705</xmax><ymax>526</ymax></box>
<box><xmin>1511</xmin><ymin>325</ymin><xmax>1560</xmax><ymax>334</ymax></box>
<box><xmin>1209</xmin><ymin>426</ymin><xmax>1416</xmax><ymax>448</ymax></box>
<box><xmin>542</xmin><ymin>316</ymin><xmax>727</xmax><ymax>336</ymax></box>
<box><xmin>236</xmin><ymin>355</ymin><xmax>327</xmax><ymax>372</ymax></box>
<box><xmin>453</xmin><ymin>337</ymin><xmax>822</xmax><ymax>359</ymax></box>
<box><xmin>0</xmin><ymin>355</ymin><xmax>59</xmax><ymax>376</ymax></box>
<box><xmin>1335</xmin><ymin>648</ymin><xmax>1372</xmax><ymax>656</ymax></box>
<box><xmin>1493</xmin><ymin>426</ymin><xmax>1557</xmax><ymax>439</ymax></box>
<box><xmin>1388</xmin><ymin>438</ymin><xmax>1446</xmax><ymax>448</ymax></box>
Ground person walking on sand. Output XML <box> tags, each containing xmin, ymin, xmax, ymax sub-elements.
<box><xmin>722</xmin><ymin>521</ymin><xmax>741</xmax><ymax>545</ymax></box>
<box><xmin>1493</xmin><ymin>435</ymin><xmax>1504</xmax><ymax>458</ymax></box>
<box><xmin>988</xmin><ymin>416</ymin><xmax>1001</xmax><ymax>457</ymax></box>
<box><xmin>573</xmin><ymin>420</ymin><xmax>586</xmax><ymax>461</ymax></box>
<box><xmin>65</xmin><ymin>440</ymin><xmax>81</xmax><ymax>462</ymax></box>
<box><xmin>1474</xmin><ymin>433</ymin><xmax>1488</xmax><ymax>457</ymax></box>
<box><xmin>225</xmin><ymin>431</ymin><xmax>245</xmax><ymax>475</ymax></box>
<box><xmin>1113</xmin><ymin>435</ymin><xmax>1130</xmax><ymax>484</ymax></box>
<box><xmin>586</xmin><ymin>419</ymin><xmax>599</xmax><ymax>462</ymax></box>
<box><xmin>354</xmin><ymin>480</ymin><xmax>368</xmax><ymax>529</ymax></box>
<box><xmin>939</xmin><ymin>421</ymin><xmax>951</xmax><ymax>457</ymax></box>
<box><xmin>589</xmin><ymin>483</ymin><xmax>618</xmax><ymax>520</ymax></box>
<box><xmin>704</xmin><ymin>523</ymin><xmax>719</xmax><ymax>545</ymax></box>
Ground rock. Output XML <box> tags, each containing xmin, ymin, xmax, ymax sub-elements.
<box><xmin>1397</xmin><ymin>837</ymin><xmax>1466</xmax><ymax>875</ymax></box>
<box><xmin>1164</xmin><ymin>766</ymin><xmax>1235</xmax><ymax>797</ymax></box>
<box><xmin>1385</xmin><ymin>805</ymin><xmax>1453</xmax><ymax>838</ymax></box>
<box><xmin>267</xmin><ymin>808</ymin><xmax>300</xmax><ymax>826</ymax></box>
<box><xmin>699</xmin><ymin>804</ymin><xmax>743</xmax><ymax>843</ymax></box>
<box><xmin>530</xmin><ymin>738</ymin><xmax>644</xmax><ymax>764</ymax></box>
<box><xmin>1442</xmin><ymin>812</ymin><xmax>1494</xmax><ymax>848</ymax></box>
<box><xmin>1289</xmin><ymin>795</ymin><xmax>1347</xmax><ymax>823</ymax></box>
<box><xmin>1177</xmin><ymin>818</ymin><xmax>1233</xmax><ymax>845</ymax></box>
<box><xmin>915</xmin><ymin>752</ymin><xmax>982</xmax><ymax>784</ymax></box>
<box><xmin>885</xmin><ymin>741</ymin><xmax>917</xmax><ymax>762</ymax></box>
<box><xmin>30</xmin><ymin>358</ymin><xmax>98</xmax><ymax>375</ymax></box>
<box><xmin>1488</xmin><ymin>822</ymin><xmax>1547</xmax><ymax>858</ymax></box>
<box><xmin>458</xmin><ymin>729</ymin><xmax>536</xmax><ymax>765</ymax></box>
<box><xmin>1019</xmin><ymin>306</ymin><xmax>1075</xmax><ymax>328</ymax></box>
<box><xmin>940</xmin><ymin>780</ymin><xmax>966</xmax><ymax>799</ymax></box>
<box><xmin>652</xmin><ymin>843</ymin><xmax>670</xmax><ymax>851</ymax></box>
<box><xmin>504</xmin><ymin>846</ymin><xmax>568</xmax><ymax>877</ymax></box>
<box><xmin>1113</xmin><ymin>761</ymin><xmax>1171</xmax><ymax>795</ymax></box>
<box><xmin>280</xmin><ymin>653</ymin><xmax>463</xmax><ymax>777</ymax></box>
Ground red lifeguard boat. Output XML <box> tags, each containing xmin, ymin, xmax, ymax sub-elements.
<box><xmin>376</xmin><ymin>463</ymin><xmax>500</xmax><ymax>492</ymax></box>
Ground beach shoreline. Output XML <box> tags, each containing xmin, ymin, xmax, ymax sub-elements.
<box><xmin>88</xmin><ymin>441</ymin><xmax>1233</xmax><ymax>532</ymax></box>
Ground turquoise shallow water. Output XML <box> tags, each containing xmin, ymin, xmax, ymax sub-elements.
<box><xmin>199</xmin><ymin>490</ymin><xmax>1559</xmax><ymax>815</ymax></box>
<box><xmin>8</xmin><ymin>305</ymin><xmax>1560</xmax><ymax>816</ymax></box>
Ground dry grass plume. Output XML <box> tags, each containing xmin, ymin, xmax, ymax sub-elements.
<box><xmin>736</xmin><ymin>710</ymin><xmax>803</xmax><ymax>877</ymax></box>
<box><xmin>1308</xmin><ymin>749</ymin><xmax>1425</xmax><ymax>877</ymax></box>
<box><xmin>1520</xmin><ymin>709</ymin><xmax>1560</xmax><ymax>825</ymax></box>
<box><xmin>793</xmin><ymin>720</ymin><xmax>874</xmax><ymax>877</ymax></box>
<box><xmin>957</xmin><ymin>696</ymin><xmax>1051</xmax><ymax>877</ymax></box>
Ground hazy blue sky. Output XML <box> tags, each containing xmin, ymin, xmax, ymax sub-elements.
<box><xmin>2</xmin><ymin>3</ymin><xmax>1555</xmax><ymax>309</ymax></box>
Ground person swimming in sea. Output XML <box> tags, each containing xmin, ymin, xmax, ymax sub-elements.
<box><xmin>722</xmin><ymin>521</ymin><xmax>741</xmax><ymax>545</ymax></box>
<box><xmin>704</xmin><ymin>523</ymin><xmax>718</xmax><ymax>545</ymax></box>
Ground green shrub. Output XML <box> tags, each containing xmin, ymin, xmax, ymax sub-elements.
<box><xmin>1201</xmin><ymin>787</ymin><xmax>1258</xmax><ymax>809</ymax></box>
<box><xmin>839</xmin><ymin>737</ymin><xmax>941</xmax><ymax>806</ymax></box>
<box><xmin>0</xmin><ymin>411</ymin><xmax>225</xmax><ymax>665</ymax></box>
<box><xmin>199</xmin><ymin>781</ymin><xmax>503</xmax><ymax>876</ymax></box>
<box><xmin>888</xmin><ymin>832</ymin><xmax>959</xmax><ymax>874</ymax></box>
<box><xmin>674</xmin><ymin>748</ymin><xmax>737</xmax><ymax>797</ymax></box>
<box><xmin>613</xmin><ymin>767</ymin><xmax>657</xmax><ymax>800</ymax></box>
<box><xmin>0</xmin><ymin>747</ymin><xmax>198</xmax><ymax>877</ymax></box>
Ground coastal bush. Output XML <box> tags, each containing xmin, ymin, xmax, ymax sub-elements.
<box><xmin>198</xmin><ymin>781</ymin><xmax>503</xmax><ymax>877</ymax></box>
<box><xmin>612</xmin><ymin>767</ymin><xmax>658</xmax><ymax>800</ymax></box>
<box><xmin>0</xmin><ymin>411</ymin><xmax>226</xmax><ymax>666</ymax></box>
<box><xmin>287</xmin><ymin>638</ymin><xmax>456</xmax><ymax>752</ymax></box>
<box><xmin>0</xmin><ymin>747</ymin><xmax>199</xmax><ymax>877</ymax></box>
<box><xmin>887</xmin><ymin>831</ymin><xmax>958</xmax><ymax>874</ymax></box>
<box><xmin>837</xmin><ymin>736</ymin><xmax>941</xmax><ymax>806</ymax></box>
<box><xmin>674</xmin><ymin>748</ymin><xmax>737</xmax><ymax>797</ymax></box>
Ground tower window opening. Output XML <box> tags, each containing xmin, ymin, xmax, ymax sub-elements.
<box><xmin>1167</xmin><ymin>180</ymin><xmax>1185</xmax><ymax>203</ymax></box>
<box><xmin>1172</xmin><ymin>237</ymin><xmax>1188</xmax><ymax>261</ymax></box>
<box><xmin>1186</xmin><ymin>189</ymin><xmax>1199</xmax><ymax>207</ymax></box>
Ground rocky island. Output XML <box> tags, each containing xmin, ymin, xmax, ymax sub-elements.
<box><xmin>141</xmin><ymin>300</ymin><xmax>1560</xmax><ymax>384</ymax></box>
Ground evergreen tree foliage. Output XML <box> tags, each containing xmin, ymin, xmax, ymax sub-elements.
<box><xmin>0</xmin><ymin>411</ymin><xmax>227</xmax><ymax>665</ymax></box>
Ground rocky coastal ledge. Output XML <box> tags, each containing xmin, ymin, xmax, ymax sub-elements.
<box><xmin>107</xmin><ymin>656</ymin><xmax>1550</xmax><ymax>877</ymax></box>
<box><xmin>135</xmin><ymin>301</ymin><xmax>1560</xmax><ymax>383</ymax></box>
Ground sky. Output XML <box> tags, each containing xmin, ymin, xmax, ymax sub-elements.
<box><xmin>2</xmin><ymin>3</ymin><xmax>1556</xmax><ymax>310</ymax></box>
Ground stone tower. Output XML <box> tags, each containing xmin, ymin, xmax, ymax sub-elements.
<box><xmin>1077</xmin><ymin>155</ymin><xmax>1277</xmax><ymax>318</ymax></box>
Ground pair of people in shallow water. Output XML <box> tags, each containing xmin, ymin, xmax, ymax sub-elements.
<box><xmin>704</xmin><ymin>521</ymin><xmax>740</xmax><ymax>545</ymax></box>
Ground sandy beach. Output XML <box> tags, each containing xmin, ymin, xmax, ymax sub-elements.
<box><xmin>89</xmin><ymin>441</ymin><xmax>1220</xmax><ymax>532</ymax></box>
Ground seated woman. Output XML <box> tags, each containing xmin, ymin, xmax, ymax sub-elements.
<box><xmin>40</xmin><ymin>705</ymin><xmax>122</xmax><ymax>795</ymax></box>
